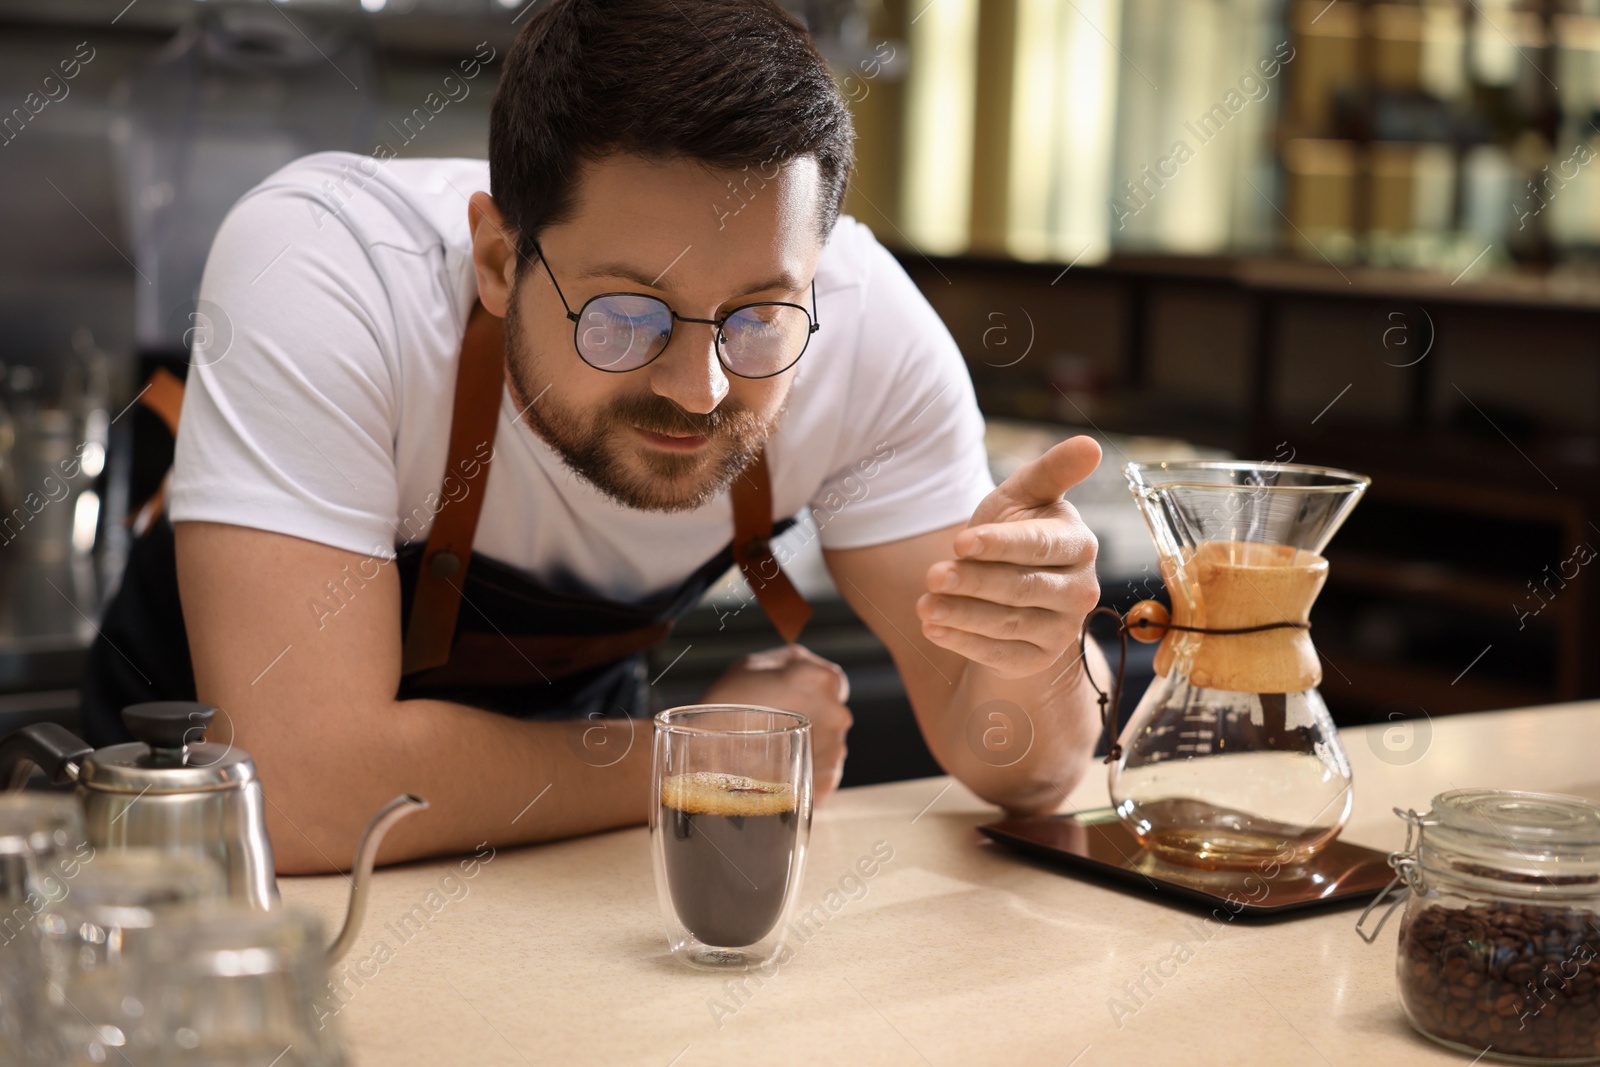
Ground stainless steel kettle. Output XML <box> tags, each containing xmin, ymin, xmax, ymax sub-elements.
<box><xmin>0</xmin><ymin>701</ymin><xmax>426</xmax><ymax>962</ymax></box>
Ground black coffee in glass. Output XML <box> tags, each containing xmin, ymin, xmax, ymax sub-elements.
<box><xmin>660</xmin><ymin>772</ymin><xmax>799</xmax><ymax>948</ymax></box>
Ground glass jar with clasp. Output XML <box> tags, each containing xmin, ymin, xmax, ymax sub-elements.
<box><xmin>1360</xmin><ymin>789</ymin><xmax>1600</xmax><ymax>1064</ymax></box>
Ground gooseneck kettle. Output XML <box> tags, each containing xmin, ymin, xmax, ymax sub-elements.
<box><xmin>0</xmin><ymin>701</ymin><xmax>426</xmax><ymax>962</ymax></box>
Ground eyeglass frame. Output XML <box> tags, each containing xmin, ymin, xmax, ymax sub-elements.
<box><xmin>529</xmin><ymin>240</ymin><xmax>821</xmax><ymax>380</ymax></box>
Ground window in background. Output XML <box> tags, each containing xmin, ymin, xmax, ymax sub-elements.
<box><xmin>900</xmin><ymin>0</ymin><xmax>979</xmax><ymax>254</ymax></box>
<box><xmin>855</xmin><ymin>0</ymin><xmax>1600</xmax><ymax>275</ymax></box>
<box><xmin>1005</xmin><ymin>0</ymin><xmax>1122</xmax><ymax>264</ymax></box>
<box><xmin>892</xmin><ymin>0</ymin><xmax>1286</xmax><ymax>263</ymax></box>
<box><xmin>1111</xmin><ymin>0</ymin><xmax>1285</xmax><ymax>255</ymax></box>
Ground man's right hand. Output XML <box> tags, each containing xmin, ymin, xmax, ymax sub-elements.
<box><xmin>698</xmin><ymin>644</ymin><xmax>853</xmax><ymax>801</ymax></box>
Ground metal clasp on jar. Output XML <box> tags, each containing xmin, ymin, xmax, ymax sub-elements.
<box><xmin>1356</xmin><ymin>807</ymin><xmax>1431</xmax><ymax>943</ymax></box>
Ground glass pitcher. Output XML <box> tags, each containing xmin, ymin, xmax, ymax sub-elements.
<box><xmin>1110</xmin><ymin>461</ymin><xmax>1369</xmax><ymax>869</ymax></box>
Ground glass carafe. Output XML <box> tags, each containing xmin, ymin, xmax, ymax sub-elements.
<box><xmin>1110</xmin><ymin>461</ymin><xmax>1369</xmax><ymax>869</ymax></box>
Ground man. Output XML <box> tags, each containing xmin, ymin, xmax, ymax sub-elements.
<box><xmin>83</xmin><ymin>0</ymin><xmax>1107</xmax><ymax>873</ymax></box>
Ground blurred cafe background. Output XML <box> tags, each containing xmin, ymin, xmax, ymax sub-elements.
<box><xmin>1</xmin><ymin>0</ymin><xmax>1597</xmax><ymax>786</ymax></box>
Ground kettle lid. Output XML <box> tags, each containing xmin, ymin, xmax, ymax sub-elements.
<box><xmin>80</xmin><ymin>702</ymin><xmax>256</xmax><ymax>794</ymax></box>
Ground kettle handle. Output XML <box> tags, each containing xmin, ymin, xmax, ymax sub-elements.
<box><xmin>0</xmin><ymin>723</ymin><xmax>94</xmax><ymax>790</ymax></box>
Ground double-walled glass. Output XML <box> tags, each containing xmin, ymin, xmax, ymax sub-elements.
<box><xmin>650</xmin><ymin>705</ymin><xmax>812</xmax><ymax>970</ymax></box>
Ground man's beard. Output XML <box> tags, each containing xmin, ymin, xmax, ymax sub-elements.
<box><xmin>502</xmin><ymin>286</ymin><xmax>785</xmax><ymax>513</ymax></box>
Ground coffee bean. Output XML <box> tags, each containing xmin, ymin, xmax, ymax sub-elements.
<box><xmin>1399</xmin><ymin>902</ymin><xmax>1600</xmax><ymax>1060</ymax></box>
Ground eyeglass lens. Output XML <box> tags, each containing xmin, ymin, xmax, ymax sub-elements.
<box><xmin>575</xmin><ymin>295</ymin><xmax>811</xmax><ymax>377</ymax></box>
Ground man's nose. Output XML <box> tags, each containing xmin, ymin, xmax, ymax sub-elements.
<box><xmin>647</xmin><ymin>321</ymin><xmax>729</xmax><ymax>415</ymax></box>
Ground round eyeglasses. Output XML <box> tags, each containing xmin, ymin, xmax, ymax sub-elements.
<box><xmin>531</xmin><ymin>241</ymin><xmax>820</xmax><ymax>380</ymax></box>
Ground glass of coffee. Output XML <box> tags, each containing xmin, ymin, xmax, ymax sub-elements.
<box><xmin>650</xmin><ymin>704</ymin><xmax>812</xmax><ymax>970</ymax></box>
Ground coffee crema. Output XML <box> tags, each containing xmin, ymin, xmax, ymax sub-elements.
<box><xmin>660</xmin><ymin>772</ymin><xmax>799</xmax><ymax>948</ymax></box>
<box><xmin>661</xmin><ymin>772</ymin><xmax>795</xmax><ymax>815</ymax></box>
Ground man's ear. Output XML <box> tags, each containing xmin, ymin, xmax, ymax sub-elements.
<box><xmin>467</xmin><ymin>191</ymin><xmax>519</xmax><ymax>317</ymax></box>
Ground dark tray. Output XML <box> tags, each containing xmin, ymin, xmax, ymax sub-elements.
<box><xmin>979</xmin><ymin>807</ymin><xmax>1396</xmax><ymax>920</ymax></box>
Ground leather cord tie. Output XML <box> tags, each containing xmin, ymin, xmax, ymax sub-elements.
<box><xmin>1129</xmin><ymin>618</ymin><xmax>1311</xmax><ymax>637</ymax></box>
<box><xmin>1078</xmin><ymin>604</ymin><xmax>1312</xmax><ymax>766</ymax></box>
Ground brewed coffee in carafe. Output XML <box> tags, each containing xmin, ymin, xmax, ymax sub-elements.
<box><xmin>1110</xmin><ymin>462</ymin><xmax>1369</xmax><ymax>870</ymax></box>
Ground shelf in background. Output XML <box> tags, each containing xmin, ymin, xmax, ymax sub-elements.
<box><xmin>1318</xmin><ymin>639</ymin><xmax>1553</xmax><ymax>720</ymax></box>
<box><xmin>1326</xmin><ymin>552</ymin><xmax>1562</xmax><ymax>621</ymax></box>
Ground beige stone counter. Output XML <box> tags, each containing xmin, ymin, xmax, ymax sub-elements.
<box><xmin>282</xmin><ymin>701</ymin><xmax>1600</xmax><ymax>1066</ymax></box>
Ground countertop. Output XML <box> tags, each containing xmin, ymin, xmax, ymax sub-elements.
<box><xmin>281</xmin><ymin>700</ymin><xmax>1600</xmax><ymax>1066</ymax></box>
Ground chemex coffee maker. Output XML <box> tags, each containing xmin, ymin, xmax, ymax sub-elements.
<box><xmin>1103</xmin><ymin>461</ymin><xmax>1369</xmax><ymax>870</ymax></box>
<box><xmin>0</xmin><ymin>701</ymin><xmax>426</xmax><ymax>962</ymax></box>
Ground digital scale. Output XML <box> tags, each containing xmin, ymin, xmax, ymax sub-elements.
<box><xmin>979</xmin><ymin>807</ymin><xmax>1397</xmax><ymax>920</ymax></box>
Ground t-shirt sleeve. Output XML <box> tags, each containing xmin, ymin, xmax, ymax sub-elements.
<box><xmin>810</xmin><ymin>228</ymin><xmax>994</xmax><ymax>550</ymax></box>
<box><xmin>168</xmin><ymin>184</ymin><xmax>404</xmax><ymax>559</ymax></box>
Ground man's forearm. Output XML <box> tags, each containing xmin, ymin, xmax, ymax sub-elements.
<box><xmin>259</xmin><ymin>697</ymin><xmax>651</xmax><ymax>875</ymax></box>
<box><xmin>176</xmin><ymin>522</ymin><xmax>658</xmax><ymax>875</ymax></box>
<box><xmin>916</xmin><ymin>637</ymin><xmax>1109</xmax><ymax>815</ymax></box>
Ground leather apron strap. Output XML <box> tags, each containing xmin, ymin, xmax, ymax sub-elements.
<box><xmin>141</xmin><ymin>367</ymin><xmax>186</xmax><ymax>435</ymax></box>
<box><xmin>127</xmin><ymin>367</ymin><xmax>189</xmax><ymax>533</ymax></box>
<box><xmin>399</xmin><ymin>300</ymin><xmax>811</xmax><ymax>676</ymax></box>
<box><xmin>400</xmin><ymin>302</ymin><xmax>507</xmax><ymax>673</ymax></box>
<box><xmin>731</xmin><ymin>451</ymin><xmax>812</xmax><ymax>642</ymax></box>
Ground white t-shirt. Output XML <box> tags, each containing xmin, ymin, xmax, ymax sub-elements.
<box><xmin>170</xmin><ymin>152</ymin><xmax>994</xmax><ymax>603</ymax></box>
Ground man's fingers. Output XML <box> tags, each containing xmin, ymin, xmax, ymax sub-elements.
<box><xmin>924</xmin><ymin>558</ymin><xmax>1083</xmax><ymax>608</ymax></box>
<box><xmin>823</xmin><ymin>664</ymin><xmax>849</xmax><ymax>704</ymax></box>
<box><xmin>917</xmin><ymin>593</ymin><xmax>1066</xmax><ymax>649</ymax></box>
<box><xmin>740</xmin><ymin>645</ymin><xmax>796</xmax><ymax>671</ymax></box>
<box><xmin>782</xmin><ymin>643</ymin><xmax>850</xmax><ymax>702</ymax></box>
<box><xmin>917</xmin><ymin>619</ymin><xmax>1064</xmax><ymax>680</ymax></box>
<box><xmin>954</xmin><ymin>515</ymin><xmax>1097</xmax><ymax>567</ymax></box>
<box><xmin>726</xmin><ymin>645</ymin><xmax>851</xmax><ymax>706</ymax></box>
<box><xmin>815</xmin><ymin>738</ymin><xmax>847</xmax><ymax>800</ymax></box>
<box><xmin>998</xmin><ymin>436</ymin><xmax>1101</xmax><ymax>510</ymax></box>
<box><xmin>742</xmin><ymin>643</ymin><xmax>849</xmax><ymax>699</ymax></box>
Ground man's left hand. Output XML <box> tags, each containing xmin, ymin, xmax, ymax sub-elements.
<box><xmin>916</xmin><ymin>436</ymin><xmax>1103</xmax><ymax>680</ymax></box>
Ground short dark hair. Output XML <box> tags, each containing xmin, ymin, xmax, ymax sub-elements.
<box><xmin>488</xmin><ymin>0</ymin><xmax>855</xmax><ymax>272</ymax></box>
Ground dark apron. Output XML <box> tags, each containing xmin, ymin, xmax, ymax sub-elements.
<box><xmin>80</xmin><ymin>302</ymin><xmax>811</xmax><ymax>745</ymax></box>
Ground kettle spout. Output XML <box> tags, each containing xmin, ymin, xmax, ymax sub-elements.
<box><xmin>326</xmin><ymin>793</ymin><xmax>429</xmax><ymax>964</ymax></box>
